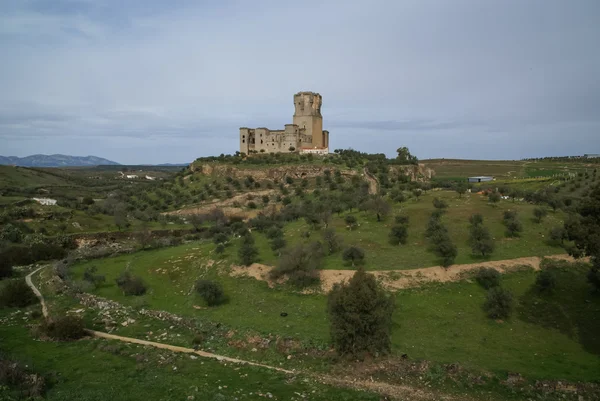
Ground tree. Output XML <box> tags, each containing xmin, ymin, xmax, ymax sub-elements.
<box><xmin>344</xmin><ymin>215</ymin><xmax>358</xmax><ymax>230</ymax></box>
<box><xmin>469</xmin><ymin>213</ymin><xmax>484</xmax><ymax>226</ymax></box>
<box><xmin>114</xmin><ymin>208</ymin><xmax>129</xmax><ymax>231</ymax></box>
<box><xmin>432</xmin><ymin>197</ymin><xmax>448</xmax><ymax>210</ymax></box>
<box><xmin>342</xmin><ymin>246</ymin><xmax>365</xmax><ymax>267</ymax></box>
<box><xmin>456</xmin><ymin>181</ymin><xmax>468</xmax><ymax>198</ymax></box>
<box><xmin>362</xmin><ymin>196</ymin><xmax>391</xmax><ymax>222</ymax></box>
<box><xmin>115</xmin><ymin>271</ymin><xmax>147</xmax><ymax>296</ymax></box>
<box><xmin>508</xmin><ymin>189</ymin><xmax>522</xmax><ymax>203</ymax></box>
<box><xmin>188</xmin><ymin>213</ymin><xmax>204</xmax><ymax>231</ymax></box>
<box><xmin>549</xmin><ymin>226</ymin><xmax>567</xmax><ymax>245</ymax></box>
<box><xmin>535</xmin><ymin>269</ymin><xmax>556</xmax><ymax>293</ymax></box>
<box><xmin>563</xmin><ymin>186</ymin><xmax>600</xmax><ymax>291</ymax></box>
<box><xmin>488</xmin><ymin>191</ymin><xmax>501</xmax><ymax>205</ymax></box>
<box><xmin>547</xmin><ymin>197</ymin><xmax>563</xmax><ymax>212</ymax></box>
<box><xmin>503</xmin><ymin>211</ymin><xmax>523</xmax><ymax>237</ymax></box>
<box><xmin>322</xmin><ymin>228</ymin><xmax>343</xmax><ymax>254</ymax></box>
<box><xmin>238</xmin><ymin>233</ymin><xmax>259</xmax><ymax>266</ymax></box>
<box><xmin>483</xmin><ymin>287</ymin><xmax>513</xmax><ymax>319</ymax></box>
<box><xmin>396</xmin><ymin>147</ymin><xmax>418</xmax><ymax>165</ymax></box>
<box><xmin>327</xmin><ymin>268</ymin><xmax>395</xmax><ymax>356</ymax></box>
<box><xmin>195</xmin><ymin>280</ymin><xmax>226</xmax><ymax>306</ymax></box>
<box><xmin>434</xmin><ymin>237</ymin><xmax>457</xmax><ymax>267</ymax></box>
<box><xmin>388</xmin><ymin>224</ymin><xmax>408</xmax><ymax>246</ymax></box>
<box><xmin>533</xmin><ymin>207</ymin><xmax>548</xmax><ymax>223</ymax></box>
<box><xmin>412</xmin><ymin>189</ymin><xmax>422</xmax><ymax>201</ymax></box>
<box><xmin>270</xmin><ymin>236</ymin><xmax>286</xmax><ymax>256</ymax></box>
<box><xmin>475</xmin><ymin>267</ymin><xmax>501</xmax><ymax>289</ymax></box>
<box><xmin>469</xmin><ymin>224</ymin><xmax>495</xmax><ymax>257</ymax></box>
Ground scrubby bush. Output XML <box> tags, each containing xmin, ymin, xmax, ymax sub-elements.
<box><xmin>82</xmin><ymin>266</ymin><xmax>105</xmax><ymax>288</ymax></box>
<box><xmin>475</xmin><ymin>267</ymin><xmax>501</xmax><ymax>289</ymax></box>
<box><xmin>342</xmin><ymin>246</ymin><xmax>365</xmax><ymax>267</ymax></box>
<box><xmin>483</xmin><ymin>287</ymin><xmax>513</xmax><ymax>319</ymax></box>
<box><xmin>533</xmin><ymin>207</ymin><xmax>548</xmax><ymax>223</ymax></box>
<box><xmin>115</xmin><ymin>271</ymin><xmax>147</xmax><ymax>296</ymax></box>
<box><xmin>535</xmin><ymin>269</ymin><xmax>557</xmax><ymax>292</ymax></box>
<box><xmin>432</xmin><ymin>197</ymin><xmax>448</xmax><ymax>210</ymax></box>
<box><xmin>328</xmin><ymin>268</ymin><xmax>394</xmax><ymax>356</ymax></box>
<box><xmin>194</xmin><ymin>280</ymin><xmax>226</xmax><ymax>306</ymax></box>
<box><xmin>39</xmin><ymin>315</ymin><xmax>86</xmax><ymax>341</ymax></box>
<box><xmin>0</xmin><ymin>279</ymin><xmax>37</xmax><ymax>308</ymax></box>
<box><xmin>0</xmin><ymin>353</ymin><xmax>46</xmax><ymax>398</ymax></box>
<box><xmin>270</xmin><ymin>242</ymin><xmax>323</xmax><ymax>288</ymax></box>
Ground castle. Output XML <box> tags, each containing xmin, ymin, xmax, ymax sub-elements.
<box><xmin>239</xmin><ymin>92</ymin><xmax>329</xmax><ymax>155</ymax></box>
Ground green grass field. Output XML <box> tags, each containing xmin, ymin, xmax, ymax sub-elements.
<box><xmin>69</xmin><ymin>240</ymin><xmax>600</xmax><ymax>382</ymax></box>
<box><xmin>0</xmin><ymin>314</ymin><xmax>380</xmax><ymax>401</ymax></box>
<box><xmin>252</xmin><ymin>190</ymin><xmax>568</xmax><ymax>270</ymax></box>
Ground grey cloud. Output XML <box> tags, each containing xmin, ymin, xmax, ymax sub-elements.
<box><xmin>0</xmin><ymin>0</ymin><xmax>599</xmax><ymax>163</ymax></box>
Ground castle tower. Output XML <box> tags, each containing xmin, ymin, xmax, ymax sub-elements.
<box><xmin>293</xmin><ymin>92</ymin><xmax>326</xmax><ymax>148</ymax></box>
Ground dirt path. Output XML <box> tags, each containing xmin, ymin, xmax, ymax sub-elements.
<box><xmin>363</xmin><ymin>167</ymin><xmax>379</xmax><ymax>195</ymax></box>
<box><xmin>24</xmin><ymin>266</ymin><xmax>466</xmax><ymax>400</ymax></box>
<box><xmin>232</xmin><ymin>254</ymin><xmax>586</xmax><ymax>292</ymax></box>
<box><xmin>26</xmin><ymin>266</ymin><xmax>49</xmax><ymax>318</ymax></box>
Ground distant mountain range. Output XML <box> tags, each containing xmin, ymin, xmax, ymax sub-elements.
<box><xmin>0</xmin><ymin>154</ymin><xmax>120</xmax><ymax>167</ymax></box>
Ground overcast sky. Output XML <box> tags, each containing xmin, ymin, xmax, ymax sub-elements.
<box><xmin>1</xmin><ymin>0</ymin><xmax>599</xmax><ymax>164</ymax></box>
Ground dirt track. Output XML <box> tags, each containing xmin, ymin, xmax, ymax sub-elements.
<box><xmin>232</xmin><ymin>254</ymin><xmax>586</xmax><ymax>292</ymax></box>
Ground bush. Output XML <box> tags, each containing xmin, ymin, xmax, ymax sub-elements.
<box><xmin>533</xmin><ymin>207</ymin><xmax>548</xmax><ymax>223</ymax></box>
<box><xmin>82</xmin><ymin>266</ymin><xmax>105</xmax><ymax>288</ymax></box>
<box><xmin>432</xmin><ymin>197</ymin><xmax>448</xmax><ymax>210</ymax></box>
<box><xmin>0</xmin><ymin>262</ymin><xmax>12</xmax><ymax>279</ymax></box>
<box><xmin>195</xmin><ymin>280</ymin><xmax>226</xmax><ymax>306</ymax></box>
<box><xmin>344</xmin><ymin>215</ymin><xmax>358</xmax><ymax>230</ymax></box>
<box><xmin>270</xmin><ymin>242</ymin><xmax>323</xmax><ymax>288</ymax></box>
<box><xmin>0</xmin><ymin>279</ymin><xmax>38</xmax><ymax>308</ymax></box>
<box><xmin>115</xmin><ymin>271</ymin><xmax>147</xmax><ymax>296</ymax></box>
<box><xmin>535</xmin><ymin>269</ymin><xmax>556</xmax><ymax>292</ymax></box>
<box><xmin>483</xmin><ymin>287</ymin><xmax>513</xmax><ymax>319</ymax></box>
<box><xmin>475</xmin><ymin>267</ymin><xmax>501</xmax><ymax>289</ymax></box>
<box><xmin>0</xmin><ymin>353</ymin><xmax>46</xmax><ymax>398</ymax></box>
<box><xmin>328</xmin><ymin>268</ymin><xmax>394</xmax><ymax>356</ymax></box>
<box><xmin>39</xmin><ymin>315</ymin><xmax>86</xmax><ymax>341</ymax></box>
<box><xmin>388</xmin><ymin>224</ymin><xmax>408</xmax><ymax>245</ymax></box>
<box><xmin>342</xmin><ymin>246</ymin><xmax>365</xmax><ymax>267</ymax></box>
<box><xmin>322</xmin><ymin>228</ymin><xmax>343</xmax><ymax>254</ymax></box>
<box><xmin>238</xmin><ymin>233</ymin><xmax>259</xmax><ymax>266</ymax></box>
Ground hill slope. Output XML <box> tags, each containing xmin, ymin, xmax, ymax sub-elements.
<box><xmin>0</xmin><ymin>154</ymin><xmax>120</xmax><ymax>167</ymax></box>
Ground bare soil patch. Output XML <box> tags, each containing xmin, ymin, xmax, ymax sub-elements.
<box><xmin>230</xmin><ymin>255</ymin><xmax>585</xmax><ymax>293</ymax></box>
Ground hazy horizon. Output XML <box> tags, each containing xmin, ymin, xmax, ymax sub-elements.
<box><xmin>1</xmin><ymin>0</ymin><xmax>599</xmax><ymax>164</ymax></box>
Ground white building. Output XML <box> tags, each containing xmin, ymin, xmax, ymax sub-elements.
<box><xmin>299</xmin><ymin>147</ymin><xmax>329</xmax><ymax>155</ymax></box>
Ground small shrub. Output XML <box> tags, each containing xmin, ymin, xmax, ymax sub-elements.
<box><xmin>483</xmin><ymin>287</ymin><xmax>513</xmax><ymax>319</ymax></box>
<box><xmin>432</xmin><ymin>197</ymin><xmax>448</xmax><ymax>210</ymax></box>
<box><xmin>475</xmin><ymin>267</ymin><xmax>501</xmax><ymax>289</ymax></box>
<box><xmin>83</xmin><ymin>266</ymin><xmax>105</xmax><ymax>288</ymax></box>
<box><xmin>535</xmin><ymin>269</ymin><xmax>556</xmax><ymax>292</ymax></box>
<box><xmin>0</xmin><ymin>279</ymin><xmax>37</xmax><ymax>308</ymax></box>
<box><xmin>388</xmin><ymin>224</ymin><xmax>408</xmax><ymax>245</ymax></box>
<box><xmin>0</xmin><ymin>354</ymin><xmax>46</xmax><ymax>397</ymax></box>
<box><xmin>195</xmin><ymin>280</ymin><xmax>226</xmax><ymax>306</ymax></box>
<box><xmin>39</xmin><ymin>315</ymin><xmax>86</xmax><ymax>341</ymax></box>
<box><xmin>115</xmin><ymin>271</ymin><xmax>147</xmax><ymax>296</ymax></box>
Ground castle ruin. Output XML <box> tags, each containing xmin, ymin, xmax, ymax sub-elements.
<box><xmin>239</xmin><ymin>92</ymin><xmax>329</xmax><ymax>155</ymax></box>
